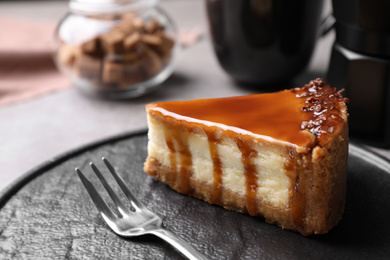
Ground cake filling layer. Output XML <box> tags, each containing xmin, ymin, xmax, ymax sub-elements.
<box><xmin>147</xmin><ymin>115</ymin><xmax>294</xmax><ymax>211</ymax></box>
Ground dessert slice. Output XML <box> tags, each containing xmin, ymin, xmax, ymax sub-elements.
<box><xmin>143</xmin><ymin>79</ymin><xmax>349</xmax><ymax>235</ymax></box>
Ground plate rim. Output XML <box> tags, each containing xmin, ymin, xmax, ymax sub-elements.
<box><xmin>0</xmin><ymin>129</ymin><xmax>147</xmax><ymax>209</ymax></box>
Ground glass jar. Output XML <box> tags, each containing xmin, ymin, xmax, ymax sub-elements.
<box><xmin>53</xmin><ymin>0</ymin><xmax>178</xmax><ymax>98</ymax></box>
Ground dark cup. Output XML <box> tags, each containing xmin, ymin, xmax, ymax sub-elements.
<box><xmin>206</xmin><ymin>0</ymin><xmax>326</xmax><ymax>86</ymax></box>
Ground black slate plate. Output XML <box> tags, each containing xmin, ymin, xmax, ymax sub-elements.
<box><xmin>1</xmin><ymin>130</ymin><xmax>390</xmax><ymax>259</ymax></box>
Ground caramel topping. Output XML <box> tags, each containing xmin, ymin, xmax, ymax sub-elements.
<box><xmin>150</xmin><ymin>92</ymin><xmax>310</xmax><ymax>147</ymax></box>
<box><xmin>148</xmin><ymin>78</ymin><xmax>347</xmax><ymax>150</ymax></box>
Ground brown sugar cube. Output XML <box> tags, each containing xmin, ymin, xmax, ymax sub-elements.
<box><xmin>151</xmin><ymin>34</ymin><xmax>174</xmax><ymax>54</ymax></box>
<box><xmin>132</xmin><ymin>17</ymin><xmax>145</xmax><ymax>30</ymax></box>
<box><xmin>121</xmin><ymin>62</ymin><xmax>144</xmax><ymax>87</ymax></box>
<box><xmin>161</xmin><ymin>34</ymin><xmax>175</xmax><ymax>50</ymax></box>
<box><xmin>122</xmin><ymin>13</ymin><xmax>137</xmax><ymax>23</ymax></box>
<box><xmin>81</xmin><ymin>37</ymin><xmax>101</xmax><ymax>56</ymax></box>
<box><xmin>99</xmin><ymin>30</ymin><xmax>126</xmax><ymax>54</ymax></box>
<box><xmin>114</xmin><ymin>22</ymin><xmax>135</xmax><ymax>35</ymax></box>
<box><xmin>102</xmin><ymin>61</ymin><xmax>124</xmax><ymax>85</ymax></box>
<box><xmin>57</xmin><ymin>43</ymin><xmax>79</xmax><ymax>67</ymax></box>
<box><xmin>149</xmin><ymin>34</ymin><xmax>175</xmax><ymax>64</ymax></box>
<box><xmin>74</xmin><ymin>53</ymin><xmax>102</xmax><ymax>80</ymax></box>
<box><xmin>141</xmin><ymin>34</ymin><xmax>162</xmax><ymax>46</ymax></box>
<box><xmin>124</xmin><ymin>32</ymin><xmax>141</xmax><ymax>51</ymax></box>
<box><xmin>133</xmin><ymin>41</ymin><xmax>146</xmax><ymax>56</ymax></box>
<box><xmin>153</xmin><ymin>30</ymin><xmax>164</xmax><ymax>39</ymax></box>
<box><xmin>122</xmin><ymin>52</ymin><xmax>140</xmax><ymax>62</ymax></box>
<box><xmin>122</xmin><ymin>23</ymin><xmax>135</xmax><ymax>35</ymax></box>
<box><xmin>145</xmin><ymin>19</ymin><xmax>160</xmax><ymax>34</ymax></box>
<box><xmin>139</xmin><ymin>46</ymin><xmax>162</xmax><ymax>78</ymax></box>
<box><xmin>160</xmin><ymin>35</ymin><xmax>175</xmax><ymax>64</ymax></box>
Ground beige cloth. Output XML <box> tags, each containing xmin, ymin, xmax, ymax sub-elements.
<box><xmin>0</xmin><ymin>16</ymin><xmax>70</xmax><ymax>106</ymax></box>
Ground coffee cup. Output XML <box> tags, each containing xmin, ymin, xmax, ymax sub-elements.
<box><xmin>206</xmin><ymin>0</ymin><xmax>332</xmax><ymax>86</ymax></box>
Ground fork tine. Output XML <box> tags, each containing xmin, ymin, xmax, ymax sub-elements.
<box><xmin>76</xmin><ymin>168</ymin><xmax>117</xmax><ymax>221</ymax></box>
<box><xmin>90</xmin><ymin>162</ymin><xmax>129</xmax><ymax>216</ymax></box>
<box><xmin>102</xmin><ymin>157</ymin><xmax>145</xmax><ymax>210</ymax></box>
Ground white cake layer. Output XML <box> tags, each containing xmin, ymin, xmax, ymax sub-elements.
<box><xmin>147</xmin><ymin>117</ymin><xmax>292</xmax><ymax>208</ymax></box>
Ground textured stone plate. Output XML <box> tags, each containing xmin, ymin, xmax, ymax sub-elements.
<box><xmin>0</xmin><ymin>130</ymin><xmax>389</xmax><ymax>259</ymax></box>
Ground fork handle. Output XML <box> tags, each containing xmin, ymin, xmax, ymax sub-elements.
<box><xmin>150</xmin><ymin>228</ymin><xmax>208</xmax><ymax>260</ymax></box>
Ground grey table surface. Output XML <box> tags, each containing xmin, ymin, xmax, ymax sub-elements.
<box><xmin>0</xmin><ymin>0</ymin><xmax>389</xmax><ymax>193</ymax></box>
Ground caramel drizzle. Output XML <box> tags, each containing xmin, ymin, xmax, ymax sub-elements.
<box><xmin>165</xmin><ymin>126</ymin><xmax>260</xmax><ymax>214</ymax></box>
<box><xmin>206</xmin><ymin>132</ymin><xmax>259</xmax><ymax>215</ymax></box>
<box><xmin>286</xmin><ymin>148</ymin><xmax>307</xmax><ymax>233</ymax></box>
<box><xmin>165</xmin><ymin>131</ymin><xmax>178</xmax><ymax>188</ymax></box>
<box><xmin>206</xmin><ymin>132</ymin><xmax>223</xmax><ymax>205</ymax></box>
<box><xmin>164</xmin><ymin>127</ymin><xmax>192</xmax><ymax>194</ymax></box>
<box><xmin>236</xmin><ymin>138</ymin><xmax>259</xmax><ymax>216</ymax></box>
<box><xmin>177</xmin><ymin>134</ymin><xmax>192</xmax><ymax>194</ymax></box>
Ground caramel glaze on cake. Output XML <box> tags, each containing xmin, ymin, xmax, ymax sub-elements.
<box><xmin>144</xmin><ymin>78</ymin><xmax>349</xmax><ymax>236</ymax></box>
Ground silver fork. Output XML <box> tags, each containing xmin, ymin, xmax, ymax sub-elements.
<box><xmin>76</xmin><ymin>157</ymin><xmax>207</xmax><ymax>260</ymax></box>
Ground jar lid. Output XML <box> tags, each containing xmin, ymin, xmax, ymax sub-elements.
<box><xmin>69</xmin><ymin>0</ymin><xmax>158</xmax><ymax>14</ymax></box>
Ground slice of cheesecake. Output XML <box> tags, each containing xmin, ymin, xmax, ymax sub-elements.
<box><xmin>143</xmin><ymin>79</ymin><xmax>349</xmax><ymax>235</ymax></box>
